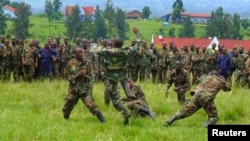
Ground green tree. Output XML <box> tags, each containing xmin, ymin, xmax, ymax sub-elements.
<box><xmin>52</xmin><ymin>0</ymin><xmax>62</xmax><ymax>20</ymax></box>
<box><xmin>0</xmin><ymin>0</ymin><xmax>10</xmax><ymax>6</ymax></box>
<box><xmin>104</xmin><ymin>0</ymin><xmax>116</xmax><ymax>38</ymax></box>
<box><xmin>168</xmin><ymin>27</ymin><xmax>175</xmax><ymax>37</ymax></box>
<box><xmin>116</xmin><ymin>8</ymin><xmax>126</xmax><ymax>39</ymax></box>
<box><xmin>231</xmin><ymin>13</ymin><xmax>241</xmax><ymax>39</ymax></box>
<box><xmin>141</xmin><ymin>6</ymin><xmax>151</xmax><ymax>19</ymax></box>
<box><xmin>0</xmin><ymin>4</ymin><xmax>7</xmax><ymax>35</ymax></box>
<box><xmin>12</xmin><ymin>2</ymin><xmax>31</xmax><ymax>39</ymax></box>
<box><xmin>45</xmin><ymin>0</ymin><xmax>53</xmax><ymax>27</ymax></box>
<box><xmin>82</xmin><ymin>14</ymin><xmax>94</xmax><ymax>39</ymax></box>
<box><xmin>65</xmin><ymin>4</ymin><xmax>82</xmax><ymax>41</ymax></box>
<box><xmin>206</xmin><ymin>7</ymin><xmax>224</xmax><ymax>38</ymax></box>
<box><xmin>172</xmin><ymin>0</ymin><xmax>184</xmax><ymax>23</ymax></box>
<box><xmin>93</xmin><ymin>6</ymin><xmax>106</xmax><ymax>42</ymax></box>
<box><xmin>241</xmin><ymin>19</ymin><xmax>250</xmax><ymax>30</ymax></box>
<box><xmin>178</xmin><ymin>16</ymin><xmax>195</xmax><ymax>37</ymax></box>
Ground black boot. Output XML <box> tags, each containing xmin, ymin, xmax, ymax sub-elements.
<box><xmin>114</xmin><ymin>103</ymin><xmax>131</xmax><ymax>125</ymax></box>
<box><xmin>96</xmin><ymin>112</ymin><xmax>105</xmax><ymax>123</ymax></box>
<box><xmin>164</xmin><ymin>115</ymin><xmax>177</xmax><ymax>126</ymax></box>
<box><xmin>139</xmin><ymin>107</ymin><xmax>156</xmax><ymax>118</ymax></box>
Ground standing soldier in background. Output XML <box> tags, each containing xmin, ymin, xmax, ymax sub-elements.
<box><xmin>0</xmin><ymin>39</ymin><xmax>12</xmax><ymax>82</ymax></box>
<box><xmin>164</xmin><ymin>70</ymin><xmax>231</xmax><ymax>128</ymax></box>
<box><xmin>156</xmin><ymin>42</ymin><xmax>169</xmax><ymax>83</ymax></box>
<box><xmin>138</xmin><ymin>41</ymin><xmax>151</xmax><ymax>82</ymax></box>
<box><xmin>59</xmin><ymin>36</ymin><xmax>73</xmax><ymax>79</ymax></box>
<box><xmin>126</xmin><ymin>40</ymin><xmax>140</xmax><ymax>82</ymax></box>
<box><xmin>166</xmin><ymin>45</ymin><xmax>180</xmax><ymax>83</ymax></box>
<box><xmin>179</xmin><ymin>45</ymin><xmax>192</xmax><ymax>73</ymax></box>
<box><xmin>165</xmin><ymin>61</ymin><xmax>191</xmax><ymax>104</ymax></box>
<box><xmin>150</xmin><ymin>43</ymin><xmax>158</xmax><ymax>83</ymax></box>
<box><xmin>52</xmin><ymin>36</ymin><xmax>62</xmax><ymax>79</ymax></box>
<box><xmin>11</xmin><ymin>37</ymin><xmax>23</xmax><ymax>82</ymax></box>
<box><xmin>22</xmin><ymin>40</ymin><xmax>38</xmax><ymax>82</ymax></box>
<box><xmin>62</xmin><ymin>47</ymin><xmax>105</xmax><ymax>123</ymax></box>
<box><xmin>245</xmin><ymin>49</ymin><xmax>250</xmax><ymax>88</ymax></box>
<box><xmin>205</xmin><ymin>43</ymin><xmax>218</xmax><ymax>74</ymax></box>
<box><xmin>191</xmin><ymin>45</ymin><xmax>206</xmax><ymax>85</ymax></box>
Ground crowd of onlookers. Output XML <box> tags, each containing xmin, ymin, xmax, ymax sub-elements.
<box><xmin>1</xmin><ymin>34</ymin><xmax>250</xmax><ymax>89</ymax></box>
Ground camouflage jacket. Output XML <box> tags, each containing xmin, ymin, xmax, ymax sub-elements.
<box><xmin>191</xmin><ymin>74</ymin><xmax>231</xmax><ymax>98</ymax></box>
<box><xmin>65</xmin><ymin>58</ymin><xmax>92</xmax><ymax>94</ymax></box>
<box><xmin>96</xmin><ymin>45</ymin><xmax>140</xmax><ymax>82</ymax></box>
<box><xmin>166</xmin><ymin>68</ymin><xmax>191</xmax><ymax>90</ymax></box>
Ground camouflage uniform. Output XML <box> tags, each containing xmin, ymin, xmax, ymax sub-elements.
<box><xmin>179</xmin><ymin>46</ymin><xmax>192</xmax><ymax>72</ymax></box>
<box><xmin>11</xmin><ymin>40</ymin><xmax>23</xmax><ymax>82</ymax></box>
<box><xmin>205</xmin><ymin>48</ymin><xmax>218</xmax><ymax>74</ymax></box>
<box><xmin>0</xmin><ymin>40</ymin><xmax>12</xmax><ymax>81</ymax></box>
<box><xmin>62</xmin><ymin>57</ymin><xmax>102</xmax><ymax>120</ymax></box>
<box><xmin>165</xmin><ymin>68</ymin><xmax>191</xmax><ymax>104</ymax></box>
<box><xmin>94</xmin><ymin>39</ymin><xmax>140</xmax><ymax>125</ymax></box>
<box><xmin>59</xmin><ymin>38</ymin><xmax>73</xmax><ymax>78</ymax></box>
<box><xmin>165</xmin><ymin>72</ymin><xmax>231</xmax><ymax>127</ymax></box>
<box><xmin>156</xmin><ymin>45</ymin><xmax>169</xmax><ymax>83</ymax></box>
<box><xmin>22</xmin><ymin>41</ymin><xmax>38</xmax><ymax>82</ymax></box>
<box><xmin>245</xmin><ymin>54</ymin><xmax>250</xmax><ymax>88</ymax></box>
<box><xmin>191</xmin><ymin>47</ymin><xmax>206</xmax><ymax>84</ymax></box>
<box><xmin>231</xmin><ymin>53</ymin><xmax>247</xmax><ymax>87</ymax></box>
<box><xmin>166</xmin><ymin>48</ymin><xmax>181</xmax><ymax>82</ymax></box>
<box><xmin>138</xmin><ymin>43</ymin><xmax>152</xmax><ymax>81</ymax></box>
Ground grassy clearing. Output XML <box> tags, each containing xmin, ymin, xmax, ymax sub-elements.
<box><xmin>0</xmin><ymin>78</ymin><xmax>249</xmax><ymax>141</ymax></box>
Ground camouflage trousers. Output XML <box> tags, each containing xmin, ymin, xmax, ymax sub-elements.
<box><xmin>22</xmin><ymin>64</ymin><xmax>35</xmax><ymax>82</ymax></box>
<box><xmin>62</xmin><ymin>92</ymin><xmax>101</xmax><ymax>118</ymax></box>
<box><xmin>234</xmin><ymin>70</ymin><xmax>247</xmax><ymax>87</ymax></box>
<box><xmin>105</xmin><ymin>79</ymin><xmax>122</xmax><ymax>105</ymax></box>
<box><xmin>174</xmin><ymin>91</ymin><xmax>218</xmax><ymax>121</ymax></box>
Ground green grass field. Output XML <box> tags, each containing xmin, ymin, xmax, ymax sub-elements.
<box><xmin>0</xmin><ymin>77</ymin><xmax>249</xmax><ymax>141</ymax></box>
<box><xmin>5</xmin><ymin>15</ymin><xmax>250</xmax><ymax>47</ymax></box>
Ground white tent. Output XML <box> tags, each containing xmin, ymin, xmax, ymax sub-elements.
<box><xmin>207</xmin><ymin>37</ymin><xmax>220</xmax><ymax>50</ymax></box>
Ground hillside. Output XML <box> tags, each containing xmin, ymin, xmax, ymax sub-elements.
<box><xmin>10</xmin><ymin>0</ymin><xmax>250</xmax><ymax>18</ymax></box>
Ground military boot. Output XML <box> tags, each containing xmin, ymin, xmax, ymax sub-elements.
<box><xmin>203</xmin><ymin>117</ymin><xmax>218</xmax><ymax>128</ymax></box>
<box><xmin>96</xmin><ymin>112</ymin><xmax>106</xmax><ymax>123</ymax></box>
<box><xmin>164</xmin><ymin>115</ymin><xmax>177</xmax><ymax>126</ymax></box>
<box><xmin>114</xmin><ymin>103</ymin><xmax>131</xmax><ymax>125</ymax></box>
<box><xmin>139</xmin><ymin>107</ymin><xmax>156</xmax><ymax>118</ymax></box>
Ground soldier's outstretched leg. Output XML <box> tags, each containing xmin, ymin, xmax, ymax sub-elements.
<box><xmin>139</xmin><ymin>107</ymin><xmax>156</xmax><ymax>118</ymax></box>
<box><xmin>114</xmin><ymin>102</ymin><xmax>131</xmax><ymax>125</ymax></box>
<box><xmin>164</xmin><ymin>115</ymin><xmax>177</xmax><ymax>126</ymax></box>
<box><xmin>203</xmin><ymin>117</ymin><xmax>218</xmax><ymax>128</ymax></box>
<box><xmin>96</xmin><ymin>112</ymin><xmax>106</xmax><ymax>123</ymax></box>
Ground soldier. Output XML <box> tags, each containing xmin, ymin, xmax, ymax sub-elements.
<box><xmin>0</xmin><ymin>39</ymin><xmax>12</xmax><ymax>81</ymax></box>
<box><xmin>62</xmin><ymin>47</ymin><xmax>105</xmax><ymax>123</ymax></box>
<box><xmin>11</xmin><ymin>37</ymin><xmax>23</xmax><ymax>82</ymax></box>
<box><xmin>191</xmin><ymin>45</ymin><xmax>206</xmax><ymax>84</ymax></box>
<box><xmin>205</xmin><ymin>43</ymin><xmax>218</xmax><ymax>74</ymax></box>
<box><xmin>138</xmin><ymin>41</ymin><xmax>151</xmax><ymax>81</ymax></box>
<box><xmin>122</xmin><ymin>78</ymin><xmax>156</xmax><ymax>118</ymax></box>
<box><xmin>245</xmin><ymin>50</ymin><xmax>250</xmax><ymax>88</ymax></box>
<box><xmin>93</xmin><ymin>31</ymin><xmax>140</xmax><ymax>125</ymax></box>
<box><xmin>156</xmin><ymin>42</ymin><xmax>169</xmax><ymax>83</ymax></box>
<box><xmin>126</xmin><ymin>40</ymin><xmax>140</xmax><ymax>82</ymax></box>
<box><xmin>164</xmin><ymin>70</ymin><xmax>231</xmax><ymax>128</ymax></box>
<box><xmin>179</xmin><ymin>45</ymin><xmax>192</xmax><ymax>73</ymax></box>
<box><xmin>22</xmin><ymin>40</ymin><xmax>38</xmax><ymax>82</ymax></box>
<box><xmin>59</xmin><ymin>36</ymin><xmax>73</xmax><ymax>78</ymax></box>
<box><xmin>165</xmin><ymin>60</ymin><xmax>191</xmax><ymax>104</ymax></box>
<box><xmin>150</xmin><ymin>43</ymin><xmax>158</xmax><ymax>83</ymax></box>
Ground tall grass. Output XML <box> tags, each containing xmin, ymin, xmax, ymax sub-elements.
<box><xmin>0</xmin><ymin>78</ymin><xmax>249</xmax><ymax>141</ymax></box>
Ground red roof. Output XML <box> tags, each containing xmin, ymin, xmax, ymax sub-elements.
<box><xmin>167</xmin><ymin>12</ymin><xmax>210</xmax><ymax>18</ymax></box>
<box><xmin>65</xmin><ymin>6</ymin><xmax>74</xmax><ymax>15</ymax></box>
<box><xmin>154</xmin><ymin>37</ymin><xmax>211</xmax><ymax>48</ymax></box>
<box><xmin>82</xmin><ymin>6</ymin><xmax>94</xmax><ymax>16</ymax></box>
<box><xmin>153</xmin><ymin>37</ymin><xmax>250</xmax><ymax>50</ymax></box>
<box><xmin>4</xmin><ymin>5</ymin><xmax>16</xmax><ymax>13</ymax></box>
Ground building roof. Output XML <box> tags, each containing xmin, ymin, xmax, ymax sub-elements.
<box><xmin>81</xmin><ymin>6</ymin><xmax>95</xmax><ymax>16</ymax></box>
<box><xmin>153</xmin><ymin>37</ymin><xmax>250</xmax><ymax>50</ymax></box>
<box><xmin>3</xmin><ymin>5</ymin><xmax>16</xmax><ymax>13</ymax></box>
<box><xmin>65</xmin><ymin>6</ymin><xmax>94</xmax><ymax>16</ymax></box>
<box><xmin>126</xmin><ymin>10</ymin><xmax>141</xmax><ymax>17</ymax></box>
<box><xmin>165</xmin><ymin>12</ymin><xmax>211</xmax><ymax>18</ymax></box>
